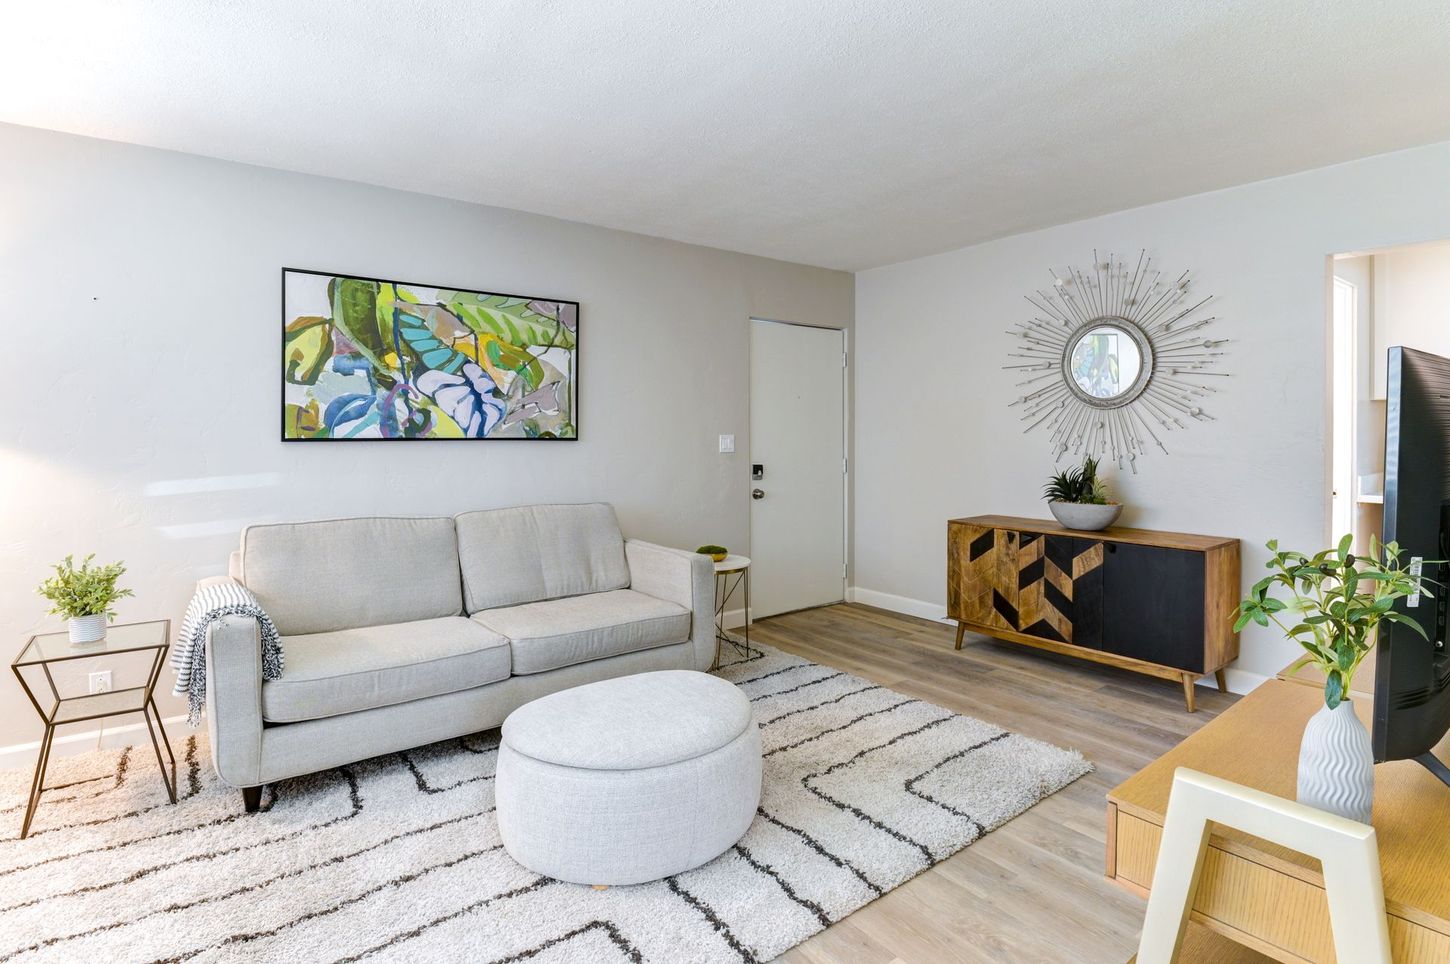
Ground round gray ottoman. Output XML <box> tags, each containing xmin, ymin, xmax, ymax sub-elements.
<box><xmin>495</xmin><ymin>669</ymin><xmax>761</xmax><ymax>885</ymax></box>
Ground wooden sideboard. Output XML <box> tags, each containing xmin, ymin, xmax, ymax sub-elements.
<box><xmin>1107</xmin><ymin>678</ymin><xmax>1450</xmax><ymax>961</ymax></box>
<box><xmin>947</xmin><ymin>515</ymin><xmax>1240</xmax><ymax>711</ymax></box>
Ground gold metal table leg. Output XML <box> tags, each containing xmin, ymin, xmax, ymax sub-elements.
<box><xmin>144</xmin><ymin>700</ymin><xmax>177</xmax><ymax>804</ymax></box>
<box><xmin>20</xmin><ymin>725</ymin><xmax>56</xmax><ymax>840</ymax></box>
<box><xmin>712</xmin><ymin>569</ymin><xmax>756</xmax><ymax>668</ymax></box>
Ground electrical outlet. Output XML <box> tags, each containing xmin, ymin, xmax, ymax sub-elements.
<box><xmin>718</xmin><ymin>434</ymin><xmax>735</xmax><ymax>454</ymax></box>
<box><xmin>88</xmin><ymin>671</ymin><xmax>112</xmax><ymax>695</ymax></box>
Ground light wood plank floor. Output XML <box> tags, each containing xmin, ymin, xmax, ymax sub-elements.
<box><xmin>756</xmin><ymin>603</ymin><xmax>1237</xmax><ymax>964</ymax></box>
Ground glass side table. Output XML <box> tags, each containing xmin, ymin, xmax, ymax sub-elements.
<box><xmin>11</xmin><ymin>619</ymin><xmax>176</xmax><ymax>838</ymax></box>
<box><xmin>712</xmin><ymin>555</ymin><xmax>755</xmax><ymax>669</ymax></box>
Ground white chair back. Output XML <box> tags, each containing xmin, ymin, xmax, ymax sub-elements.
<box><xmin>1136</xmin><ymin>767</ymin><xmax>1391</xmax><ymax>963</ymax></box>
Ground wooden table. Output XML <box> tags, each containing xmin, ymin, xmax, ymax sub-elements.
<box><xmin>1128</xmin><ymin>921</ymin><xmax>1275</xmax><ymax>963</ymax></box>
<box><xmin>1106</xmin><ymin>679</ymin><xmax>1450</xmax><ymax>962</ymax></box>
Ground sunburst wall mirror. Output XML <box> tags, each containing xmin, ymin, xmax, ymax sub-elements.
<box><xmin>1006</xmin><ymin>250</ymin><xmax>1228</xmax><ymax>472</ymax></box>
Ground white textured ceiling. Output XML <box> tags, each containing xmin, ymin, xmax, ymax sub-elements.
<box><xmin>6</xmin><ymin>1</ymin><xmax>1450</xmax><ymax>270</ymax></box>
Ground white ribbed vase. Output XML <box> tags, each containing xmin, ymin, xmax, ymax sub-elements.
<box><xmin>67</xmin><ymin>614</ymin><xmax>107</xmax><ymax>644</ymax></box>
<box><xmin>1297</xmin><ymin>699</ymin><xmax>1374</xmax><ymax>823</ymax></box>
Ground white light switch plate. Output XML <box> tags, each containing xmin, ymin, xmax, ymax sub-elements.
<box><xmin>89</xmin><ymin>670</ymin><xmax>112</xmax><ymax>694</ymax></box>
<box><xmin>718</xmin><ymin>434</ymin><xmax>735</xmax><ymax>453</ymax></box>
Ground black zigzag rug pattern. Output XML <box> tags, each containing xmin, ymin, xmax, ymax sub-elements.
<box><xmin>0</xmin><ymin>646</ymin><xmax>1090</xmax><ymax>964</ymax></box>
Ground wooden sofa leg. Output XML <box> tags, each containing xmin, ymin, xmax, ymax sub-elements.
<box><xmin>242</xmin><ymin>786</ymin><xmax>262</xmax><ymax>813</ymax></box>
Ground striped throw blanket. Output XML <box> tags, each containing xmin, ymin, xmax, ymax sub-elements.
<box><xmin>172</xmin><ymin>580</ymin><xmax>284</xmax><ymax>726</ymax></box>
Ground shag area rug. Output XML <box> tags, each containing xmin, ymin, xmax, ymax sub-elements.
<box><xmin>0</xmin><ymin>645</ymin><xmax>1090</xmax><ymax>963</ymax></box>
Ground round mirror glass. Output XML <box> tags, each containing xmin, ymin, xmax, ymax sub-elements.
<box><xmin>1066</xmin><ymin>322</ymin><xmax>1145</xmax><ymax>403</ymax></box>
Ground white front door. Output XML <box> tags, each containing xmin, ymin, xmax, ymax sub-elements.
<box><xmin>749</xmin><ymin>319</ymin><xmax>846</xmax><ymax>619</ymax></box>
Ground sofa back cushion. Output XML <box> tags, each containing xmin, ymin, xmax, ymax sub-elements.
<box><xmin>456</xmin><ymin>503</ymin><xmax>629</xmax><ymax>613</ymax></box>
<box><xmin>239</xmin><ymin>516</ymin><xmax>462</xmax><ymax>635</ymax></box>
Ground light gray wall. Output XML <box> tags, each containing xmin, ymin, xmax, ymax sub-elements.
<box><xmin>0</xmin><ymin>123</ymin><xmax>853</xmax><ymax>747</ymax></box>
<box><xmin>853</xmin><ymin>139</ymin><xmax>1450</xmax><ymax>684</ymax></box>
<box><xmin>1369</xmin><ymin>240</ymin><xmax>1450</xmax><ymax>398</ymax></box>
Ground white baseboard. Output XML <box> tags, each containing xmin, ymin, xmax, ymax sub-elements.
<box><xmin>722</xmin><ymin>607</ymin><xmax>752</xmax><ymax>630</ymax></box>
<box><xmin>0</xmin><ymin>715</ymin><xmax>190</xmax><ymax>772</ymax></box>
<box><xmin>846</xmin><ymin>587</ymin><xmax>952</xmax><ymax>623</ymax></box>
<box><xmin>847</xmin><ymin>585</ymin><xmax>1266</xmax><ymax>696</ymax></box>
<box><xmin>1207</xmin><ymin>667</ymin><xmax>1268</xmax><ymax>695</ymax></box>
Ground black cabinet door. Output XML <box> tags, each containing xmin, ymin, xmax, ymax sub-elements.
<box><xmin>1101</xmin><ymin>543</ymin><xmax>1205</xmax><ymax>672</ymax></box>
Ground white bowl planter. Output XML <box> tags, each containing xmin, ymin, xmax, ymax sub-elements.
<box><xmin>1048</xmin><ymin>501</ymin><xmax>1122</xmax><ymax>532</ymax></box>
<box><xmin>68</xmin><ymin>614</ymin><xmax>107</xmax><ymax>644</ymax></box>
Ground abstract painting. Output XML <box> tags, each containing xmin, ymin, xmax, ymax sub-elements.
<box><xmin>282</xmin><ymin>269</ymin><xmax>578</xmax><ymax>440</ymax></box>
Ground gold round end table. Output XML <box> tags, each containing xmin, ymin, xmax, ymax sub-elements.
<box><xmin>712</xmin><ymin>554</ymin><xmax>756</xmax><ymax>669</ymax></box>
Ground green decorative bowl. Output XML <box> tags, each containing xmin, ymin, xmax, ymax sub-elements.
<box><xmin>696</xmin><ymin>545</ymin><xmax>729</xmax><ymax>563</ymax></box>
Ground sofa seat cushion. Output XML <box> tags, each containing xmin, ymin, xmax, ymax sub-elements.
<box><xmin>473</xmin><ymin>590</ymin><xmax>690</xmax><ymax>676</ymax></box>
<box><xmin>262</xmin><ymin>617</ymin><xmax>511</xmax><ymax>724</ymax></box>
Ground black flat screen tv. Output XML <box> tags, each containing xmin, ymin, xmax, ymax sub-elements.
<box><xmin>1374</xmin><ymin>346</ymin><xmax>1450</xmax><ymax>785</ymax></box>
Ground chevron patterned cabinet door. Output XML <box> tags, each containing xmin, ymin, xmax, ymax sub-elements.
<box><xmin>948</xmin><ymin>523</ymin><xmax>1019</xmax><ymax>631</ymax></box>
<box><xmin>1015</xmin><ymin>535</ymin><xmax>1104</xmax><ymax>646</ymax></box>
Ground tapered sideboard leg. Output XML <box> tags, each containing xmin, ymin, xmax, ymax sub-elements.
<box><xmin>1214</xmin><ymin>669</ymin><xmax>1228</xmax><ymax>694</ymax></box>
<box><xmin>954</xmin><ymin>622</ymin><xmax>966</xmax><ymax>650</ymax></box>
<box><xmin>1181</xmin><ymin>675</ymin><xmax>1197</xmax><ymax>713</ymax></box>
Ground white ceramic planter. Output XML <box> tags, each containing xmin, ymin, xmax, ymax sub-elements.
<box><xmin>1297</xmin><ymin>699</ymin><xmax>1374</xmax><ymax>823</ymax></box>
<box><xmin>1047</xmin><ymin>501</ymin><xmax>1123</xmax><ymax>532</ymax></box>
<box><xmin>68</xmin><ymin>614</ymin><xmax>107</xmax><ymax>644</ymax></box>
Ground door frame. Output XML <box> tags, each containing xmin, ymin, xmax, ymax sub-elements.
<box><xmin>1329</xmin><ymin>273</ymin><xmax>1358</xmax><ymax>544</ymax></box>
<box><xmin>748</xmin><ymin>317</ymin><xmax>850</xmax><ymax>611</ymax></box>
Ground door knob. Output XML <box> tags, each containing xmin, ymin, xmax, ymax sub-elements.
<box><xmin>752</xmin><ymin>488</ymin><xmax>765</xmax><ymax>500</ymax></box>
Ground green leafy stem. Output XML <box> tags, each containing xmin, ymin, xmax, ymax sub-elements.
<box><xmin>1235</xmin><ymin>535</ymin><xmax>1436</xmax><ymax>708</ymax></box>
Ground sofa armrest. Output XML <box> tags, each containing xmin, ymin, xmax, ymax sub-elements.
<box><xmin>625</xmin><ymin>539</ymin><xmax>715</xmax><ymax>671</ymax></box>
<box><xmin>197</xmin><ymin>577</ymin><xmax>265</xmax><ymax>788</ymax></box>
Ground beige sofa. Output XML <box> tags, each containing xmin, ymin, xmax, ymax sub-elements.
<box><xmin>199</xmin><ymin>503</ymin><xmax>715</xmax><ymax>811</ymax></box>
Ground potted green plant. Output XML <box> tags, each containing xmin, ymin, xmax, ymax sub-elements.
<box><xmin>696</xmin><ymin>545</ymin><xmax>729</xmax><ymax>563</ymax></box>
<box><xmin>36</xmin><ymin>554</ymin><xmax>134</xmax><ymax>644</ymax></box>
<box><xmin>1235</xmin><ymin>535</ymin><xmax>1432</xmax><ymax>821</ymax></box>
<box><xmin>1043</xmin><ymin>455</ymin><xmax>1122</xmax><ymax>531</ymax></box>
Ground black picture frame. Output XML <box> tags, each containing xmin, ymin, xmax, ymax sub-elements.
<box><xmin>280</xmin><ymin>267</ymin><xmax>579</xmax><ymax>442</ymax></box>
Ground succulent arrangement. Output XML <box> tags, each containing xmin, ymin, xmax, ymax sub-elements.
<box><xmin>1042</xmin><ymin>456</ymin><xmax>1114</xmax><ymax>505</ymax></box>
<box><xmin>37</xmin><ymin>554</ymin><xmax>133</xmax><ymax>621</ymax></box>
